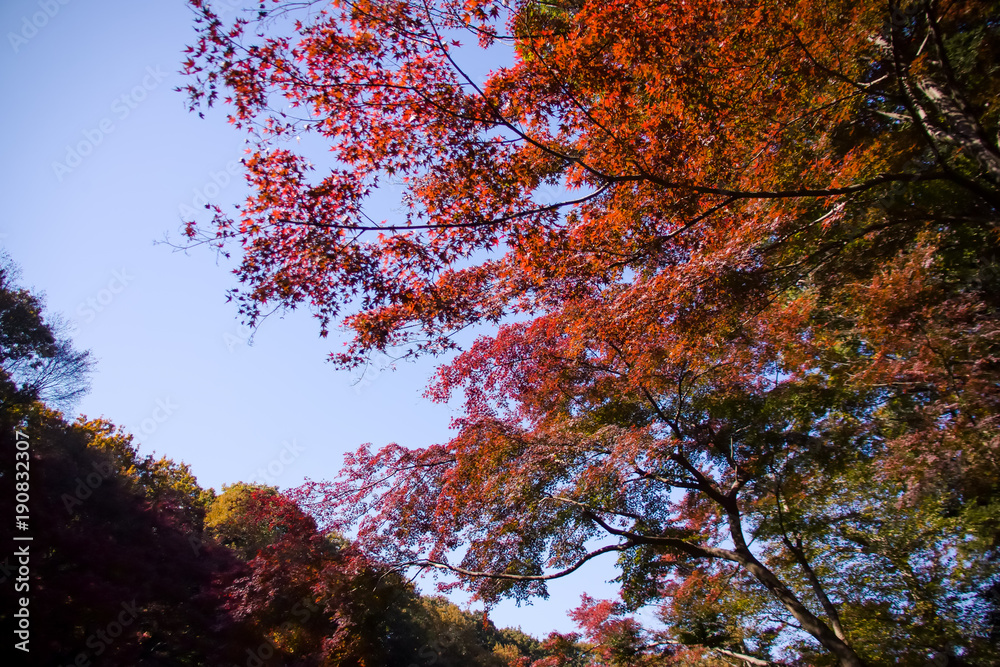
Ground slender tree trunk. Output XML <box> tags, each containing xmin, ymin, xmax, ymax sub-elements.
<box><xmin>723</xmin><ymin>504</ymin><xmax>867</xmax><ymax>667</ymax></box>
<box><xmin>737</xmin><ymin>552</ymin><xmax>866</xmax><ymax>667</ymax></box>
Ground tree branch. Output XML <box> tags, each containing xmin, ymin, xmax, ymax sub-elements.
<box><xmin>404</xmin><ymin>542</ymin><xmax>630</xmax><ymax>582</ymax></box>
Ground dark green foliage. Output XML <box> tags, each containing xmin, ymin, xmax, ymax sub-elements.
<box><xmin>0</xmin><ymin>254</ymin><xmax>91</xmax><ymax>411</ymax></box>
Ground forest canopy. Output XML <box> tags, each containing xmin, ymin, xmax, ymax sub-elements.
<box><xmin>180</xmin><ymin>0</ymin><xmax>999</xmax><ymax>663</ymax></box>
<box><xmin>0</xmin><ymin>259</ymin><xmax>564</xmax><ymax>666</ymax></box>
<box><xmin>7</xmin><ymin>0</ymin><xmax>989</xmax><ymax>665</ymax></box>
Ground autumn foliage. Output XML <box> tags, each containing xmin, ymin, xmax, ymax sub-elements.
<box><xmin>1</xmin><ymin>264</ymin><xmax>562</xmax><ymax>667</ymax></box>
<box><xmin>183</xmin><ymin>0</ymin><xmax>999</xmax><ymax>664</ymax></box>
<box><xmin>0</xmin><ymin>405</ymin><xmax>561</xmax><ymax>666</ymax></box>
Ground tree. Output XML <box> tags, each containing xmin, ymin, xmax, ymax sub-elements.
<box><xmin>84</xmin><ymin>417</ymin><xmax>216</xmax><ymax>531</ymax></box>
<box><xmin>206</xmin><ymin>482</ymin><xmax>289</xmax><ymax>559</ymax></box>
<box><xmin>0</xmin><ymin>255</ymin><xmax>565</xmax><ymax>665</ymax></box>
<box><xmin>184</xmin><ymin>1</ymin><xmax>1000</xmax><ymax>664</ymax></box>
<box><xmin>206</xmin><ymin>483</ymin><xmax>550</xmax><ymax>666</ymax></box>
<box><xmin>549</xmin><ymin>453</ymin><xmax>999</xmax><ymax>665</ymax></box>
<box><xmin>0</xmin><ymin>253</ymin><xmax>92</xmax><ymax>411</ymax></box>
<box><xmin>0</xmin><ymin>405</ymin><xmax>237</xmax><ymax>665</ymax></box>
<box><xmin>206</xmin><ymin>482</ymin><xmax>428</xmax><ymax>666</ymax></box>
<box><xmin>0</xmin><ymin>406</ymin><xmax>558</xmax><ymax>666</ymax></box>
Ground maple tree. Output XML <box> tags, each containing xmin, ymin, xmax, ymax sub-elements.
<box><xmin>547</xmin><ymin>454</ymin><xmax>998</xmax><ymax>665</ymax></box>
<box><xmin>183</xmin><ymin>0</ymin><xmax>1000</xmax><ymax>664</ymax></box>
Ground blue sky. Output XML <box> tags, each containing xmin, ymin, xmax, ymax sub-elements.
<box><xmin>1</xmin><ymin>0</ymin><xmax>623</xmax><ymax>637</ymax></box>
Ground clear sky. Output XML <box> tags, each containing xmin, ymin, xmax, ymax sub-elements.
<box><xmin>1</xmin><ymin>0</ymin><xmax>622</xmax><ymax>636</ymax></box>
